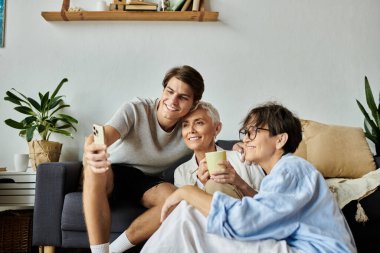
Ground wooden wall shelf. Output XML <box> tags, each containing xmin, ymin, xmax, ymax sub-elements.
<box><xmin>41</xmin><ymin>11</ymin><xmax>219</xmax><ymax>22</ymax></box>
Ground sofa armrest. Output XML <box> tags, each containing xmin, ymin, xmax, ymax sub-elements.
<box><xmin>32</xmin><ymin>161</ymin><xmax>83</xmax><ymax>247</ymax></box>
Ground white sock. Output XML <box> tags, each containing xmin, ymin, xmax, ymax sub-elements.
<box><xmin>90</xmin><ymin>242</ymin><xmax>109</xmax><ymax>253</ymax></box>
<box><xmin>109</xmin><ymin>232</ymin><xmax>135</xmax><ymax>253</ymax></box>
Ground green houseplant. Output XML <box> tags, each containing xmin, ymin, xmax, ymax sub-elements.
<box><xmin>356</xmin><ymin>76</ymin><xmax>380</xmax><ymax>157</ymax></box>
<box><xmin>4</xmin><ymin>78</ymin><xmax>78</xmax><ymax>169</ymax></box>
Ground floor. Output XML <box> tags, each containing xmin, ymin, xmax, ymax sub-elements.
<box><xmin>1</xmin><ymin>210</ymin><xmax>144</xmax><ymax>253</ymax></box>
<box><xmin>29</xmin><ymin>247</ymin><xmax>90</xmax><ymax>253</ymax></box>
<box><xmin>56</xmin><ymin>249</ymin><xmax>91</xmax><ymax>253</ymax></box>
<box><xmin>30</xmin><ymin>244</ymin><xmax>144</xmax><ymax>253</ymax></box>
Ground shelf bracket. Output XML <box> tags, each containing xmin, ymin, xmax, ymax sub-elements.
<box><xmin>61</xmin><ymin>0</ymin><xmax>70</xmax><ymax>21</ymax></box>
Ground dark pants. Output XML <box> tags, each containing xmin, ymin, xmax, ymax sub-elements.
<box><xmin>110</xmin><ymin>164</ymin><xmax>164</xmax><ymax>204</ymax></box>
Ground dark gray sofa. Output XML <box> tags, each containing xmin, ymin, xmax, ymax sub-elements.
<box><xmin>32</xmin><ymin>140</ymin><xmax>380</xmax><ymax>252</ymax></box>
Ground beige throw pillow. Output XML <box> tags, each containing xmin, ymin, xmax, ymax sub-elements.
<box><xmin>295</xmin><ymin>120</ymin><xmax>376</xmax><ymax>178</ymax></box>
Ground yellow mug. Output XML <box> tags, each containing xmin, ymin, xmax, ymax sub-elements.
<box><xmin>205</xmin><ymin>150</ymin><xmax>226</xmax><ymax>175</ymax></box>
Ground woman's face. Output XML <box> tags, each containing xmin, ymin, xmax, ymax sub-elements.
<box><xmin>242</xmin><ymin>122</ymin><xmax>278</xmax><ymax>165</ymax></box>
<box><xmin>158</xmin><ymin>77</ymin><xmax>195</xmax><ymax>122</ymax></box>
<box><xmin>182</xmin><ymin>108</ymin><xmax>219</xmax><ymax>153</ymax></box>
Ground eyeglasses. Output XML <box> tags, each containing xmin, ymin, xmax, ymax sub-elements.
<box><xmin>239</xmin><ymin>126</ymin><xmax>270</xmax><ymax>141</ymax></box>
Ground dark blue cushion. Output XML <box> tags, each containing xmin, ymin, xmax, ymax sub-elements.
<box><xmin>61</xmin><ymin>192</ymin><xmax>146</xmax><ymax>233</ymax></box>
<box><xmin>216</xmin><ymin>140</ymin><xmax>239</xmax><ymax>150</ymax></box>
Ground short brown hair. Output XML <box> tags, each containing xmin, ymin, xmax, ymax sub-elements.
<box><xmin>241</xmin><ymin>102</ymin><xmax>302</xmax><ymax>154</ymax></box>
<box><xmin>162</xmin><ymin>65</ymin><xmax>204</xmax><ymax>102</ymax></box>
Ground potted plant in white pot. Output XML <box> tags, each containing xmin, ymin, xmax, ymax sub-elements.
<box><xmin>4</xmin><ymin>78</ymin><xmax>78</xmax><ymax>170</ymax></box>
<box><xmin>356</xmin><ymin>76</ymin><xmax>380</xmax><ymax>167</ymax></box>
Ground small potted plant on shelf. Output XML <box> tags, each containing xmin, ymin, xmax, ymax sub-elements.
<box><xmin>4</xmin><ymin>78</ymin><xmax>78</xmax><ymax>170</ymax></box>
<box><xmin>356</xmin><ymin>76</ymin><xmax>380</xmax><ymax>167</ymax></box>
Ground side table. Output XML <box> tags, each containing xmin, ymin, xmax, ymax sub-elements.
<box><xmin>0</xmin><ymin>169</ymin><xmax>36</xmax><ymax>211</ymax></box>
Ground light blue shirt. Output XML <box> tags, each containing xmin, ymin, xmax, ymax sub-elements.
<box><xmin>207</xmin><ymin>154</ymin><xmax>357</xmax><ymax>253</ymax></box>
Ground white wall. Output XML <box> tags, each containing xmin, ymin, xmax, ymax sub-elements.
<box><xmin>1</xmin><ymin>0</ymin><xmax>379</xmax><ymax>170</ymax></box>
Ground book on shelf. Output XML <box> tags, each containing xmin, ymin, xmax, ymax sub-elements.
<box><xmin>125</xmin><ymin>4</ymin><xmax>158</xmax><ymax>10</ymax></box>
<box><xmin>199</xmin><ymin>0</ymin><xmax>204</xmax><ymax>11</ymax></box>
<box><xmin>126</xmin><ymin>0</ymin><xmax>157</xmax><ymax>5</ymax></box>
<box><xmin>192</xmin><ymin>0</ymin><xmax>200</xmax><ymax>11</ymax></box>
<box><xmin>181</xmin><ymin>0</ymin><xmax>192</xmax><ymax>11</ymax></box>
<box><xmin>170</xmin><ymin>0</ymin><xmax>186</xmax><ymax>11</ymax></box>
<box><xmin>124</xmin><ymin>0</ymin><xmax>158</xmax><ymax>11</ymax></box>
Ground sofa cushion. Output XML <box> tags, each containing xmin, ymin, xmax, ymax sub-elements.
<box><xmin>61</xmin><ymin>192</ymin><xmax>146</xmax><ymax>233</ymax></box>
<box><xmin>342</xmin><ymin>187</ymin><xmax>380</xmax><ymax>252</ymax></box>
<box><xmin>295</xmin><ymin>120</ymin><xmax>376</xmax><ymax>178</ymax></box>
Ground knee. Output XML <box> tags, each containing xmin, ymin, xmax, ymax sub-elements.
<box><xmin>142</xmin><ymin>182</ymin><xmax>176</xmax><ymax>206</ymax></box>
<box><xmin>83</xmin><ymin>167</ymin><xmax>112</xmax><ymax>194</ymax></box>
<box><xmin>157</xmin><ymin>182</ymin><xmax>177</xmax><ymax>198</ymax></box>
<box><xmin>205</xmin><ymin>180</ymin><xmax>223</xmax><ymax>194</ymax></box>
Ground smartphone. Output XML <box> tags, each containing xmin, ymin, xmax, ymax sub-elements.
<box><xmin>93</xmin><ymin>124</ymin><xmax>105</xmax><ymax>145</ymax></box>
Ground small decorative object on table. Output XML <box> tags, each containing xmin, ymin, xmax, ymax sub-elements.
<box><xmin>110</xmin><ymin>0</ymin><xmax>126</xmax><ymax>11</ymax></box>
<box><xmin>159</xmin><ymin>0</ymin><xmax>170</xmax><ymax>11</ymax></box>
<box><xmin>68</xmin><ymin>6</ymin><xmax>84</xmax><ymax>12</ymax></box>
<box><xmin>96</xmin><ymin>0</ymin><xmax>109</xmax><ymax>11</ymax></box>
<box><xmin>13</xmin><ymin>154</ymin><xmax>29</xmax><ymax>172</ymax></box>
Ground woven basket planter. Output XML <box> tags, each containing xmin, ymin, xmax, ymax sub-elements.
<box><xmin>28</xmin><ymin>140</ymin><xmax>62</xmax><ymax>170</ymax></box>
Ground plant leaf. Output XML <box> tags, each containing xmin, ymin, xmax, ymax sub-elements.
<box><xmin>24</xmin><ymin>116</ymin><xmax>37</xmax><ymax>125</ymax></box>
<box><xmin>4</xmin><ymin>96</ymin><xmax>22</xmax><ymax>105</ymax></box>
<box><xmin>49</xmin><ymin>96</ymin><xmax>64</xmax><ymax>111</ymax></box>
<box><xmin>11</xmin><ymin>88</ymin><xmax>31</xmax><ymax>105</ymax></box>
<box><xmin>4</xmin><ymin>90</ymin><xmax>26</xmax><ymax>105</ymax></box>
<box><xmin>364</xmin><ymin>77</ymin><xmax>380</xmax><ymax>127</ymax></box>
<box><xmin>57</xmin><ymin>124</ymin><xmax>72</xmax><ymax>129</ymax></box>
<box><xmin>26</xmin><ymin>126</ymin><xmax>36</xmax><ymax>142</ymax></box>
<box><xmin>14</xmin><ymin>106</ymin><xmax>36</xmax><ymax>116</ymax></box>
<box><xmin>19</xmin><ymin>130</ymin><xmax>26</xmax><ymax>137</ymax></box>
<box><xmin>56</xmin><ymin>119</ymin><xmax>77</xmax><ymax>131</ymax></box>
<box><xmin>364</xmin><ymin>131</ymin><xmax>379</xmax><ymax>145</ymax></box>
<box><xmin>51</xmin><ymin>78</ymin><xmax>68</xmax><ymax>101</ymax></box>
<box><xmin>58</xmin><ymin>113</ymin><xmax>79</xmax><ymax>124</ymax></box>
<box><xmin>364</xmin><ymin>119</ymin><xmax>379</xmax><ymax>142</ymax></box>
<box><xmin>37</xmin><ymin>125</ymin><xmax>46</xmax><ymax>133</ymax></box>
<box><xmin>50</xmin><ymin>104</ymin><xmax>69</xmax><ymax>116</ymax></box>
<box><xmin>40</xmin><ymin>92</ymin><xmax>50</xmax><ymax>113</ymax></box>
<box><xmin>4</xmin><ymin>119</ymin><xmax>26</xmax><ymax>129</ymax></box>
<box><xmin>50</xmin><ymin>128</ymin><xmax>73</xmax><ymax>137</ymax></box>
<box><xmin>356</xmin><ymin>100</ymin><xmax>378</xmax><ymax>132</ymax></box>
<box><xmin>27</xmin><ymin>97</ymin><xmax>41</xmax><ymax>111</ymax></box>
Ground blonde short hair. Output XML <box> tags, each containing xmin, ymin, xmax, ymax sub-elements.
<box><xmin>192</xmin><ymin>101</ymin><xmax>221</xmax><ymax>125</ymax></box>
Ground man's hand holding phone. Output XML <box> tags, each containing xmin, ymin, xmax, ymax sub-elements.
<box><xmin>83</xmin><ymin>124</ymin><xmax>110</xmax><ymax>173</ymax></box>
